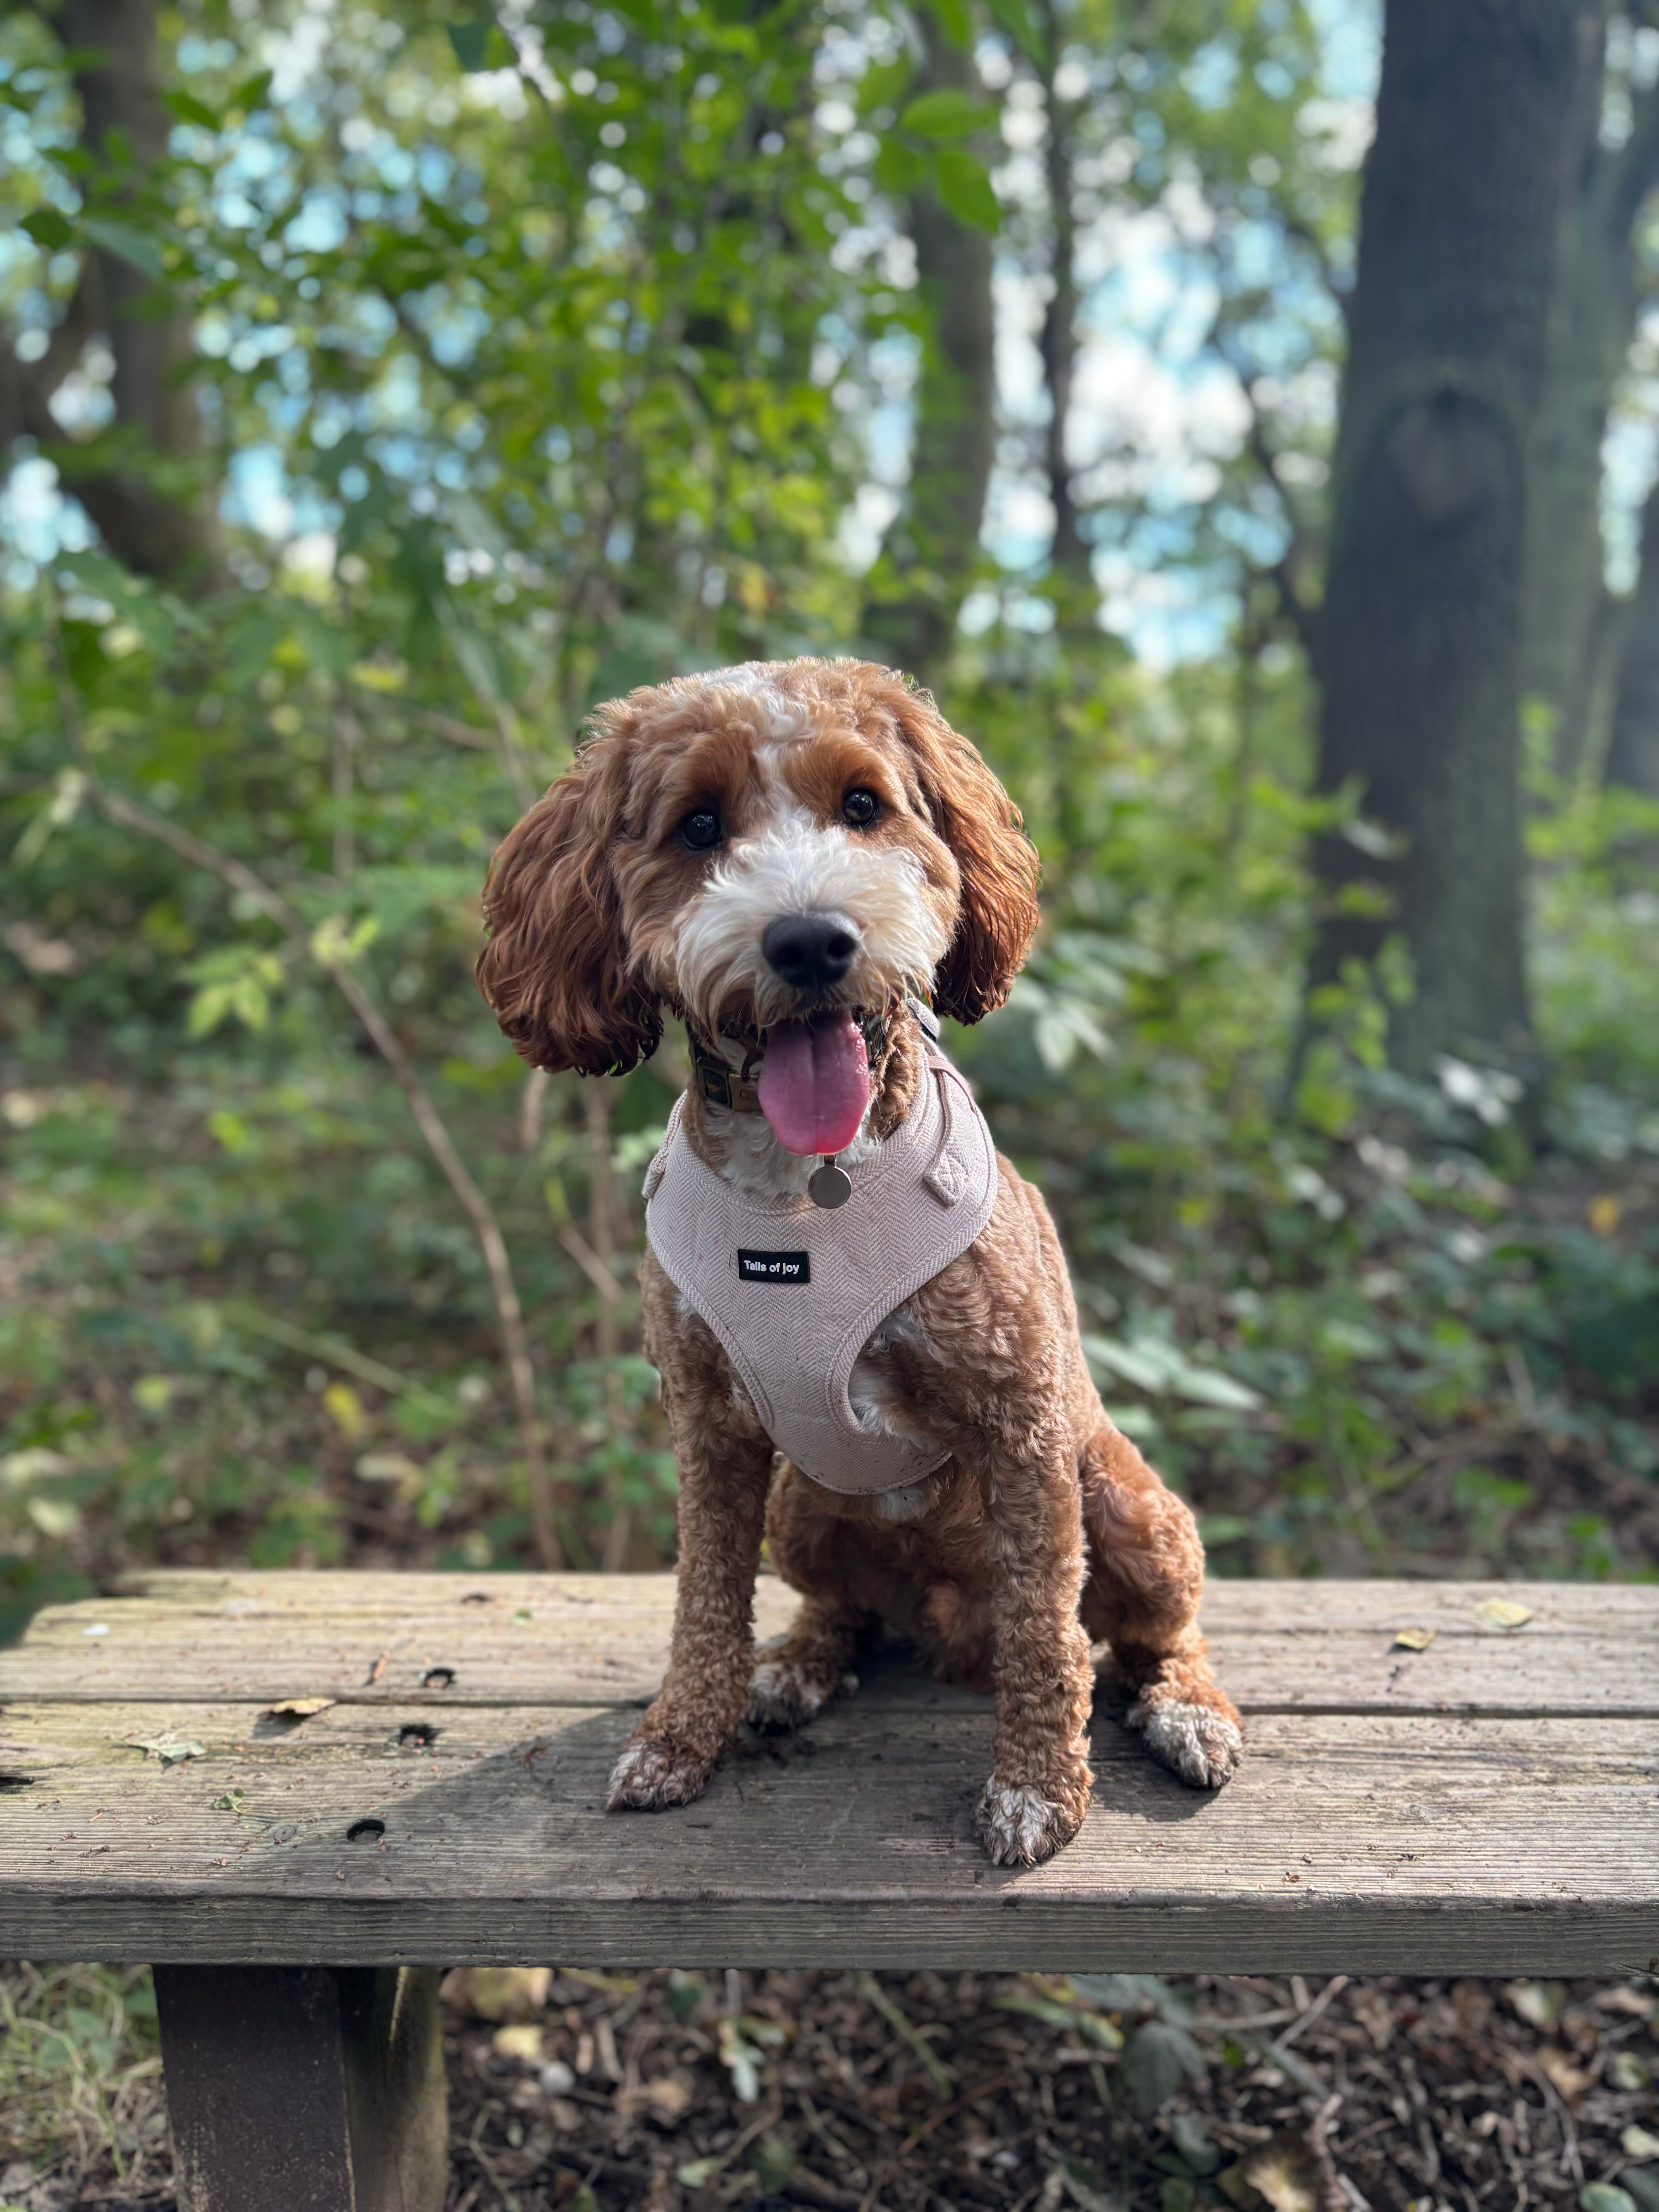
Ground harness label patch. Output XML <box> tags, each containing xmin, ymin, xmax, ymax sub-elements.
<box><xmin>738</xmin><ymin>1248</ymin><xmax>811</xmax><ymax>1285</ymax></box>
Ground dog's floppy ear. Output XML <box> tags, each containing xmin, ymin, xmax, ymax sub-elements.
<box><xmin>889</xmin><ymin>684</ymin><xmax>1042</xmax><ymax>1024</ymax></box>
<box><xmin>476</xmin><ymin>728</ymin><xmax>661</xmax><ymax>1076</ymax></box>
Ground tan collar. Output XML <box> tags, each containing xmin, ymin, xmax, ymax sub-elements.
<box><xmin>690</xmin><ymin>1035</ymin><xmax>764</xmax><ymax>1113</ymax></box>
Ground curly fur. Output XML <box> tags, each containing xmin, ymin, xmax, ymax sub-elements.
<box><xmin>479</xmin><ymin>656</ymin><xmax>1240</xmax><ymax>1866</ymax></box>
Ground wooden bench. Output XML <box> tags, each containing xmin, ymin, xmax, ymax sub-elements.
<box><xmin>0</xmin><ymin>1571</ymin><xmax>1652</xmax><ymax>2211</ymax></box>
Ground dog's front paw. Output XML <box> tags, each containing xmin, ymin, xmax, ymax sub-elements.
<box><xmin>975</xmin><ymin>1774</ymin><xmax>1087</xmax><ymax>1867</ymax></box>
<box><xmin>745</xmin><ymin>1650</ymin><xmax>857</xmax><ymax>1732</ymax></box>
<box><xmin>606</xmin><ymin>1734</ymin><xmax>714</xmax><ymax>1812</ymax></box>
<box><xmin>1129</xmin><ymin>1694</ymin><xmax>1243</xmax><ymax>1789</ymax></box>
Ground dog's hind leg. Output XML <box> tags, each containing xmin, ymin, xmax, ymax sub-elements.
<box><xmin>747</xmin><ymin>1594</ymin><xmax>881</xmax><ymax>1730</ymax></box>
<box><xmin>1079</xmin><ymin>1422</ymin><xmax>1242</xmax><ymax>1789</ymax></box>
<box><xmin>749</xmin><ymin>1468</ymin><xmax>882</xmax><ymax>1729</ymax></box>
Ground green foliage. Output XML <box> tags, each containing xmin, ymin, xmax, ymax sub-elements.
<box><xmin>0</xmin><ymin>1964</ymin><xmax>164</xmax><ymax>2194</ymax></box>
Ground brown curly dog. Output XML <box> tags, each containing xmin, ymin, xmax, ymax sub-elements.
<box><xmin>477</xmin><ymin>656</ymin><xmax>1240</xmax><ymax>1865</ymax></box>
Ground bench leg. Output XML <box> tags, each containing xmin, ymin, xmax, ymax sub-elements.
<box><xmin>154</xmin><ymin>1965</ymin><xmax>448</xmax><ymax>2212</ymax></box>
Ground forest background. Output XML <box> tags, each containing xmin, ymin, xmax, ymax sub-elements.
<box><xmin>4</xmin><ymin>3</ymin><xmax>1659</xmax><ymax>2204</ymax></box>
<box><xmin>3</xmin><ymin>0</ymin><xmax>1659</xmax><ymax>1623</ymax></box>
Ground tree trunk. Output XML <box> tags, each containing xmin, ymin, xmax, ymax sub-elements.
<box><xmin>1604</xmin><ymin>473</ymin><xmax>1659</xmax><ymax>795</ymax></box>
<box><xmin>1</xmin><ymin>0</ymin><xmax>217</xmax><ymax>582</ymax></box>
<box><xmin>1308</xmin><ymin>0</ymin><xmax>1598</xmax><ymax>1078</ymax></box>
<box><xmin>1038</xmin><ymin>0</ymin><xmax>1085</xmax><ymax>583</ymax></box>
<box><xmin>1522</xmin><ymin>38</ymin><xmax>1659</xmax><ymax>777</ymax></box>
<box><xmin>862</xmin><ymin>10</ymin><xmax>996</xmax><ymax>687</ymax></box>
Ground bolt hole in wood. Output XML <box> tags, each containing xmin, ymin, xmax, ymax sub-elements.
<box><xmin>421</xmin><ymin>1667</ymin><xmax>456</xmax><ymax>1689</ymax></box>
<box><xmin>397</xmin><ymin>1723</ymin><xmax>438</xmax><ymax>1749</ymax></box>
<box><xmin>347</xmin><ymin>1818</ymin><xmax>386</xmax><ymax>1843</ymax></box>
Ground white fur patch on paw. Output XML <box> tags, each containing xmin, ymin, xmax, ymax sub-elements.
<box><xmin>975</xmin><ymin>1777</ymin><xmax>1072</xmax><ymax>1867</ymax></box>
<box><xmin>1128</xmin><ymin>1697</ymin><xmax>1243</xmax><ymax>1789</ymax></box>
<box><xmin>745</xmin><ymin>1654</ymin><xmax>835</xmax><ymax>1731</ymax></box>
<box><xmin>606</xmin><ymin>1738</ymin><xmax>704</xmax><ymax>1811</ymax></box>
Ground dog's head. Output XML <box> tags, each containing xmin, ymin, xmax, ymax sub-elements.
<box><xmin>477</xmin><ymin>658</ymin><xmax>1040</xmax><ymax>1147</ymax></box>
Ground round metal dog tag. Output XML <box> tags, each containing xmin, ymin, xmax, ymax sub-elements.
<box><xmin>808</xmin><ymin>1159</ymin><xmax>852</xmax><ymax>1210</ymax></box>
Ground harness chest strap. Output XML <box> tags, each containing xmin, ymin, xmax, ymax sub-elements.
<box><xmin>642</xmin><ymin>1046</ymin><xmax>999</xmax><ymax>1496</ymax></box>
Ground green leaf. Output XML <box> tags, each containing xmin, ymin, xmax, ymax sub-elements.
<box><xmin>926</xmin><ymin>0</ymin><xmax>974</xmax><ymax>44</ymax></box>
<box><xmin>900</xmin><ymin>89</ymin><xmax>997</xmax><ymax>138</ymax></box>
<box><xmin>233</xmin><ymin>69</ymin><xmax>273</xmax><ymax>112</ymax></box>
<box><xmin>83</xmin><ymin>218</ymin><xmax>165</xmax><ymax>280</ymax></box>
<box><xmin>933</xmin><ymin>149</ymin><xmax>1000</xmax><ymax>232</ymax></box>
<box><xmin>1169</xmin><ymin>2113</ymin><xmax>1220</xmax><ymax>2177</ymax></box>
<box><xmin>448</xmin><ymin>21</ymin><xmax>515</xmax><ymax>71</ymax></box>
<box><xmin>749</xmin><ymin>2137</ymin><xmax>795</xmax><ymax>2190</ymax></box>
<box><xmin>185</xmin><ymin>948</ymin><xmax>285</xmax><ymax>1037</ymax></box>
<box><xmin>1119</xmin><ymin>2020</ymin><xmax>1206</xmax><ymax>2116</ymax></box>
<box><xmin>985</xmin><ymin>0</ymin><xmax>1046</xmax><ymax>60</ymax></box>
<box><xmin>22</xmin><ymin>207</ymin><xmax>76</xmax><ymax>252</ymax></box>
<box><xmin>856</xmin><ymin>56</ymin><xmax>912</xmax><ymax>118</ymax></box>
<box><xmin>1580</xmin><ymin>2189</ymin><xmax>1637</xmax><ymax>2212</ymax></box>
<box><xmin>872</xmin><ymin>136</ymin><xmax>924</xmax><ymax>196</ymax></box>
<box><xmin>309</xmin><ymin>914</ymin><xmax>380</xmax><ymax>968</ymax></box>
<box><xmin>166</xmin><ymin>89</ymin><xmax>221</xmax><ymax>130</ymax></box>
<box><xmin>1070</xmin><ymin>1972</ymin><xmax>1193</xmax><ymax>2023</ymax></box>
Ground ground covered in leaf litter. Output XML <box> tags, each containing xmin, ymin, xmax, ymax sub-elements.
<box><xmin>1</xmin><ymin>1963</ymin><xmax>1656</xmax><ymax>2212</ymax></box>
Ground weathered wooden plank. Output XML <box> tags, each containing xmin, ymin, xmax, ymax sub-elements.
<box><xmin>0</xmin><ymin>1698</ymin><xmax>1652</xmax><ymax>1973</ymax></box>
<box><xmin>4</xmin><ymin>1577</ymin><xmax>1654</xmax><ymax>1716</ymax></box>
<box><xmin>101</xmin><ymin>1570</ymin><xmax>1659</xmax><ymax>1635</ymax></box>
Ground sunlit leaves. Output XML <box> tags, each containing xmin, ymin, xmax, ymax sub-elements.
<box><xmin>184</xmin><ymin>946</ymin><xmax>287</xmax><ymax>1037</ymax></box>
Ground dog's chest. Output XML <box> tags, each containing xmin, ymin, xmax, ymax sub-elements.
<box><xmin>643</xmin><ymin>1050</ymin><xmax>998</xmax><ymax>1496</ymax></box>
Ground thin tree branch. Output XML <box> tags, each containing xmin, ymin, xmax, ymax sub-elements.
<box><xmin>1241</xmin><ymin>411</ymin><xmax>1322</xmax><ymax>669</ymax></box>
<box><xmin>77</xmin><ymin>777</ymin><xmax>563</xmax><ymax>1570</ymax></box>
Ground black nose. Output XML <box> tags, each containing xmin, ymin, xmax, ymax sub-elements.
<box><xmin>762</xmin><ymin>912</ymin><xmax>859</xmax><ymax>993</ymax></box>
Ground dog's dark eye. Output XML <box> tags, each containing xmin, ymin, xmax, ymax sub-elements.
<box><xmin>842</xmin><ymin>788</ymin><xmax>879</xmax><ymax>828</ymax></box>
<box><xmin>679</xmin><ymin>809</ymin><xmax>723</xmax><ymax>852</ymax></box>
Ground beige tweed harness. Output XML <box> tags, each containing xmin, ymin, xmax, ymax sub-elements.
<box><xmin>642</xmin><ymin>1042</ymin><xmax>999</xmax><ymax>1495</ymax></box>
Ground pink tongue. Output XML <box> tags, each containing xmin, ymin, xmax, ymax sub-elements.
<box><xmin>757</xmin><ymin>1014</ymin><xmax>871</xmax><ymax>1158</ymax></box>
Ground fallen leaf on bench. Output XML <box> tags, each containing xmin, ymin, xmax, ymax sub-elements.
<box><xmin>439</xmin><ymin>1964</ymin><xmax>551</xmax><ymax>2020</ymax></box>
<box><xmin>1392</xmin><ymin>1627</ymin><xmax>1436</xmax><ymax>1651</ymax></box>
<box><xmin>211</xmin><ymin>1790</ymin><xmax>246</xmax><ymax>1814</ymax></box>
<box><xmin>263</xmin><ymin>1697</ymin><xmax>335</xmax><ymax>1720</ymax></box>
<box><xmin>1475</xmin><ymin>1597</ymin><xmax>1534</xmax><ymax>1628</ymax></box>
<box><xmin>120</xmin><ymin>1732</ymin><xmax>206</xmax><ymax>1765</ymax></box>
